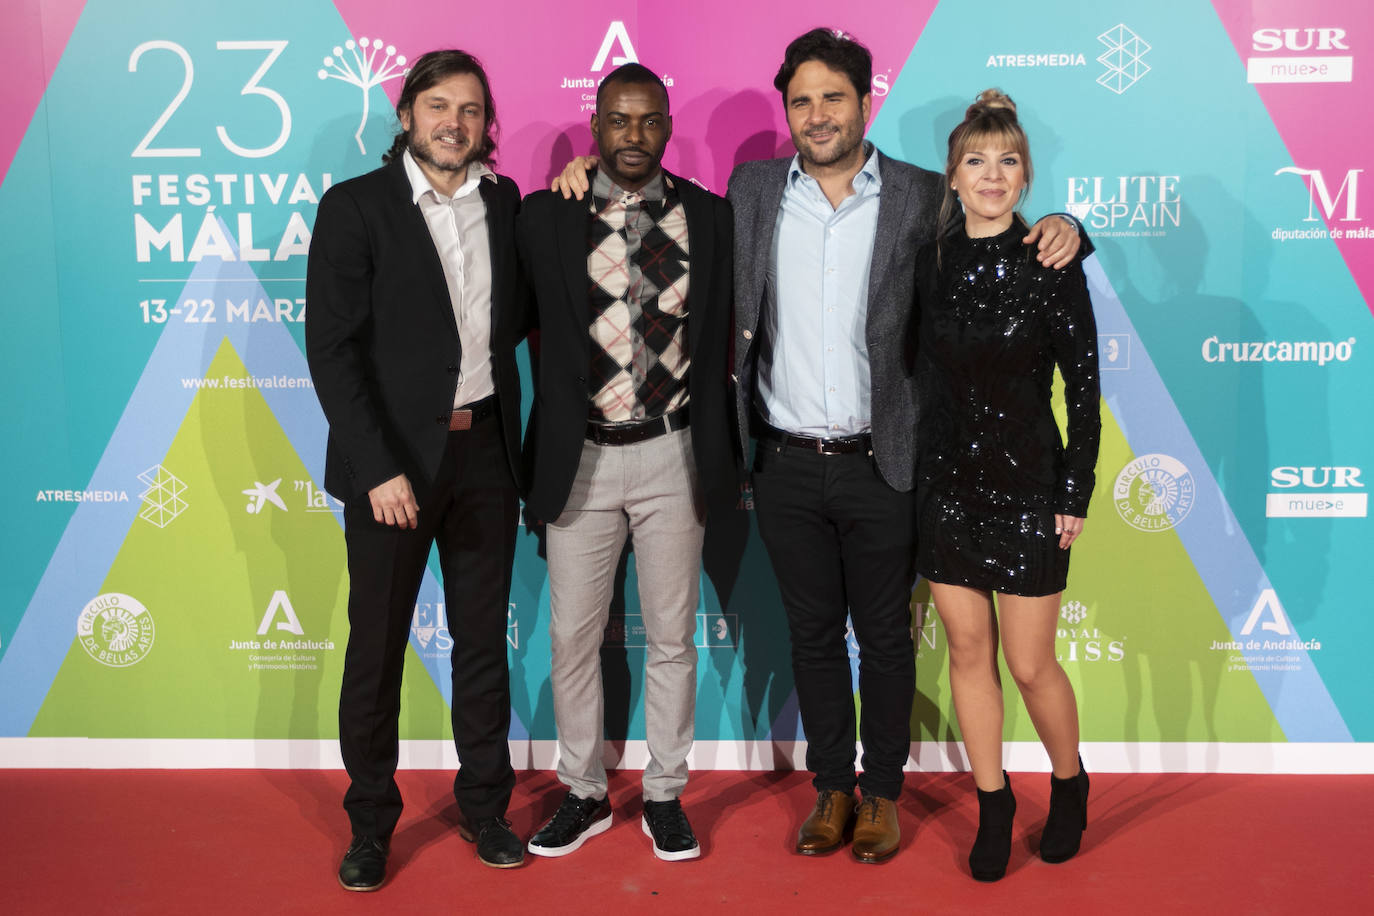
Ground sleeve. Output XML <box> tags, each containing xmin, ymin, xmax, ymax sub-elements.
<box><xmin>304</xmin><ymin>185</ymin><xmax>402</xmax><ymax>493</ymax></box>
<box><xmin>1045</xmin><ymin>260</ymin><xmax>1100</xmax><ymax>517</ymax></box>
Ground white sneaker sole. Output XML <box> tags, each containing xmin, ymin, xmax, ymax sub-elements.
<box><xmin>525</xmin><ymin>812</ymin><xmax>612</xmax><ymax>857</ymax></box>
<box><xmin>641</xmin><ymin>815</ymin><xmax>701</xmax><ymax>861</ymax></box>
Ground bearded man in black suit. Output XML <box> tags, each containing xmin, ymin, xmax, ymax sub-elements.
<box><xmin>306</xmin><ymin>49</ymin><xmax>527</xmax><ymax>891</ymax></box>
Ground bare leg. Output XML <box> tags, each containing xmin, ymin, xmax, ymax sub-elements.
<box><xmin>998</xmin><ymin>592</ymin><xmax>1080</xmax><ymax>778</ymax></box>
<box><xmin>930</xmin><ymin>583</ymin><xmax>1004</xmax><ymax>792</ymax></box>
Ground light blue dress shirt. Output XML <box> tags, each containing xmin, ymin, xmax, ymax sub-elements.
<box><xmin>758</xmin><ymin>144</ymin><xmax>882</xmax><ymax>438</ymax></box>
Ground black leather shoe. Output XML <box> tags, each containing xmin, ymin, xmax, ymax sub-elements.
<box><xmin>528</xmin><ymin>792</ymin><xmax>613</xmax><ymax>857</ymax></box>
<box><xmin>642</xmin><ymin>798</ymin><xmax>700</xmax><ymax>861</ymax></box>
<box><xmin>459</xmin><ymin>814</ymin><xmax>525</xmax><ymax>869</ymax></box>
<box><xmin>337</xmin><ymin>835</ymin><xmax>388</xmax><ymax>891</ymax></box>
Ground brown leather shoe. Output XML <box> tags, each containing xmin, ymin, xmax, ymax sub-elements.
<box><xmin>796</xmin><ymin>789</ymin><xmax>857</xmax><ymax>855</ymax></box>
<box><xmin>851</xmin><ymin>795</ymin><xmax>900</xmax><ymax>863</ymax></box>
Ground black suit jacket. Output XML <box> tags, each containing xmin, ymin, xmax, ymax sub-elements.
<box><xmin>518</xmin><ymin>170</ymin><xmax>737</xmax><ymax>522</ymax></box>
<box><xmin>305</xmin><ymin>157</ymin><xmax>525</xmax><ymax>501</ymax></box>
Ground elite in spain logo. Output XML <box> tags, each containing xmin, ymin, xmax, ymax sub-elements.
<box><xmin>1114</xmin><ymin>453</ymin><xmax>1195</xmax><ymax>531</ymax></box>
<box><xmin>77</xmin><ymin>593</ymin><xmax>155</xmax><ymax>668</ymax></box>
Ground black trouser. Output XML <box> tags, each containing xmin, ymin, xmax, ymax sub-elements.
<box><xmin>338</xmin><ymin>412</ymin><xmax>518</xmax><ymax>839</ymax></box>
<box><xmin>751</xmin><ymin>438</ymin><xmax>916</xmax><ymax>800</ymax></box>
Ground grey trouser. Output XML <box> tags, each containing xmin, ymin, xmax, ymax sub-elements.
<box><xmin>546</xmin><ymin>426</ymin><xmax>703</xmax><ymax>801</ymax></box>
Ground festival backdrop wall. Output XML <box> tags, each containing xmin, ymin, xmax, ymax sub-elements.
<box><xmin>1</xmin><ymin>0</ymin><xmax>1369</xmax><ymax>770</ymax></box>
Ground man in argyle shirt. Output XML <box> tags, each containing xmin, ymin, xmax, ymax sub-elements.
<box><xmin>518</xmin><ymin>63</ymin><xmax>736</xmax><ymax>861</ymax></box>
<box><xmin>585</xmin><ymin>164</ymin><xmax>690</xmax><ymax>424</ymax></box>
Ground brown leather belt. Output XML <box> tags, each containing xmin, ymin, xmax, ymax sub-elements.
<box><xmin>760</xmin><ymin>425</ymin><xmax>872</xmax><ymax>455</ymax></box>
<box><xmin>586</xmin><ymin>408</ymin><xmax>690</xmax><ymax>446</ymax></box>
<box><xmin>439</xmin><ymin>394</ymin><xmax>497</xmax><ymax>431</ymax></box>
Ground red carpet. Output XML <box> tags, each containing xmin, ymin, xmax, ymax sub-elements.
<box><xmin>3</xmin><ymin>768</ymin><xmax>1369</xmax><ymax>914</ymax></box>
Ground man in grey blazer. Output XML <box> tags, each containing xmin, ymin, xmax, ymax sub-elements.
<box><xmin>729</xmin><ymin>28</ymin><xmax>1082</xmax><ymax>863</ymax></box>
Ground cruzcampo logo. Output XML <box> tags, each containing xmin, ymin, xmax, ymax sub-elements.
<box><xmin>77</xmin><ymin>593</ymin><xmax>155</xmax><ymax>667</ymax></box>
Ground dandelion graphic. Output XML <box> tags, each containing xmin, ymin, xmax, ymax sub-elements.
<box><xmin>319</xmin><ymin>37</ymin><xmax>408</xmax><ymax>155</ymax></box>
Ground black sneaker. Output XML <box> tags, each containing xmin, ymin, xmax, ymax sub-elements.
<box><xmin>526</xmin><ymin>792</ymin><xmax>613</xmax><ymax>857</ymax></box>
<box><xmin>641</xmin><ymin>799</ymin><xmax>700</xmax><ymax>861</ymax></box>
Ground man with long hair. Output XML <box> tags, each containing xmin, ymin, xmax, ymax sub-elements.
<box><xmin>306</xmin><ymin>49</ymin><xmax>527</xmax><ymax>890</ymax></box>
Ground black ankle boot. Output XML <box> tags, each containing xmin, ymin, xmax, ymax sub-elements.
<box><xmin>1040</xmin><ymin>756</ymin><xmax>1089</xmax><ymax>863</ymax></box>
<box><xmin>968</xmin><ymin>772</ymin><xmax>1016</xmax><ymax>881</ymax></box>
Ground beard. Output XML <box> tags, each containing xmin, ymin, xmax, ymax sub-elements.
<box><xmin>793</xmin><ymin>117</ymin><xmax>864</xmax><ymax>169</ymax></box>
<box><xmin>407</xmin><ymin>127</ymin><xmax>479</xmax><ymax>174</ymax></box>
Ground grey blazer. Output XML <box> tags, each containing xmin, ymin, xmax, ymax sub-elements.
<box><xmin>726</xmin><ymin>150</ymin><xmax>944</xmax><ymax>492</ymax></box>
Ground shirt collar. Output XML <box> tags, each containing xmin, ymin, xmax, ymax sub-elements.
<box><xmin>786</xmin><ymin>141</ymin><xmax>881</xmax><ymax>196</ymax></box>
<box><xmin>591</xmin><ymin>168</ymin><xmax>672</xmax><ymax>205</ymax></box>
<box><xmin>403</xmin><ymin>149</ymin><xmax>495</xmax><ymax>204</ymax></box>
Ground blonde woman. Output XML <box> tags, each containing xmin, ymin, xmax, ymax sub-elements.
<box><xmin>913</xmin><ymin>90</ymin><xmax>1099</xmax><ymax>881</ymax></box>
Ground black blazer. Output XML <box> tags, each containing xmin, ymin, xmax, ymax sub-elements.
<box><xmin>518</xmin><ymin>170</ymin><xmax>737</xmax><ymax>522</ymax></box>
<box><xmin>305</xmin><ymin>157</ymin><xmax>525</xmax><ymax>501</ymax></box>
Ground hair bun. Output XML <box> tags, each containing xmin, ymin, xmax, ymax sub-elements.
<box><xmin>966</xmin><ymin>88</ymin><xmax>1017</xmax><ymax>120</ymax></box>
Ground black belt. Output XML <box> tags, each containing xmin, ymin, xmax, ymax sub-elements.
<box><xmin>586</xmin><ymin>408</ymin><xmax>689</xmax><ymax>446</ymax></box>
<box><xmin>760</xmin><ymin>424</ymin><xmax>871</xmax><ymax>455</ymax></box>
<box><xmin>438</xmin><ymin>394</ymin><xmax>497</xmax><ymax>431</ymax></box>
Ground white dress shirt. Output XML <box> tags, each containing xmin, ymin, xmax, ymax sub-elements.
<box><xmin>402</xmin><ymin>150</ymin><xmax>496</xmax><ymax>408</ymax></box>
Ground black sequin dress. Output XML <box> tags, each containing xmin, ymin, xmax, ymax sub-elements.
<box><xmin>913</xmin><ymin>218</ymin><xmax>1100</xmax><ymax>597</ymax></box>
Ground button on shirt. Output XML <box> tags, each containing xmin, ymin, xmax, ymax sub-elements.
<box><xmin>759</xmin><ymin>144</ymin><xmax>881</xmax><ymax>437</ymax></box>
<box><xmin>403</xmin><ymin>150</ymin><xmax>496</xmax><ymax>409</ymax></box>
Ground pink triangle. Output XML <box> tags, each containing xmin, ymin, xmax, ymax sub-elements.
<box><xmin>0</xmin><ymin>0</ymin><xmax>87</xmax><ymax>185</ymax></box>
<box><xmin>1212</xmin><ymin>0</ymin><xmax>1374</xmax><ymax>314</ymax></box>
<box><xmin>327</xmin><ymin>1</ymin><xmax>937</xmax><ymax>195</ymax></box>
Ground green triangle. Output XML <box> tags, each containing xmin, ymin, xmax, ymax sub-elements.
<box><xmin>31</xmin><ymin>338</ymin><xmax>452</xmax><ymax>738</ymax></box>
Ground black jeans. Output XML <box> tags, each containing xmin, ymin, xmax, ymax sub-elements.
<box><xmin>752</xmin><ymin>439</ymin><xmax>916</xmax><ymax>800</ymax></box>
<box><xmin>338</xmin><ymin>413</ymin><xmax>518</xmax><ymax>839</ymax></box>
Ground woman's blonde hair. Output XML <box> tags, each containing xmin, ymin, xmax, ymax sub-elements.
<box><xmin>937</xmin><ymin>88</ymin><xmax>1033</xmax><ymax>237</ymax></box>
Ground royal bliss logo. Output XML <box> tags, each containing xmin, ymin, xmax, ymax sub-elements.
<box><xmin>1056</xmin><ymin>601</ymin><xmax>1124</xmax><ymax>663</ymax></box>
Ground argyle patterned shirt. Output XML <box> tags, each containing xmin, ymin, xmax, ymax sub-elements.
<box><xmin>586</xmin><ymin>170</ymin><xmax>691</xmax><ymax>423</ymax></box>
